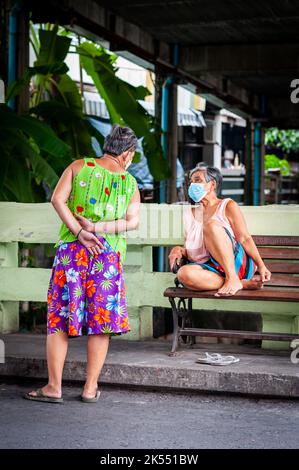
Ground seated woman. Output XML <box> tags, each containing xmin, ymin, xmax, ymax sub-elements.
<box><xmin>169</xmin><ymin>163</ymin><xmax>271</xmax><ymax>296</ymax></box>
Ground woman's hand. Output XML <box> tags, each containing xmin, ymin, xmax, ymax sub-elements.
<box><xmin>77</xmin><ymin>229</ymin><xmax>105</xmax><ymax>255</ymax></box>
<box><xmin>75</xmin><ymin>214</ymin><xmax>95</xmax><ymax>233</ymax></box>
<box><xmin>169</xmin><ymin>246</ymin><xmax>186</xmax><ymax>271</ymax></box>
<box><xmin>257</xmin><ymin>263</ymin><xmax>272</xmax><ymax>282</ymax></box>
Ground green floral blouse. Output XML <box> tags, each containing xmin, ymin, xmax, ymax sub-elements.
<box><xmin>54</xmin><ymin>157</ymin><xmax>137</xmax><ymax>263</ymax></box>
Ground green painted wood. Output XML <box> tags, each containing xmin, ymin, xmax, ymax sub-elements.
<box><xmin>0</xmin><ymin>243</ymin><xmax>19</xmax><ymax>333</ymax></box>
<box><xmin>1</xmin><ymin>202</ymin><xmax>299</xmax><ymax>245</ymax></box>
<box><xmin>262</xmin><ymin>314</ymin><xmax>299</xmax><ymax>350</ymax></box>
<box><xmin>0</xmin><ymin>202</ymin><xmax>299</xmax><ymax>339</ymax></box>
<box><xmin>1</xmin><ymin>267</ymin><xmax>298</xmax><ymax>315</ymax></box>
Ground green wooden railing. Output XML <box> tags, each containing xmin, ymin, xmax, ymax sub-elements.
<box><xmin>0</xmin><ymin>202</ymin><xmax>299</xmax><ymax>347</ymax></box>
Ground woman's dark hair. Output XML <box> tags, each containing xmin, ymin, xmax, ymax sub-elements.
<box><xmin>103</xmin><ymin>124</ymin><xmax>138</xmax><ymax>156</ymax></box>
<box><xmin>189</xmin><ymin>162</ymin><xmax>222</xmax><ymax>196</ymax></box>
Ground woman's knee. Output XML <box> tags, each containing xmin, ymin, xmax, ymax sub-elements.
<box><xmin>177</xmin><ymin>265</ymin><xmax>190</xmax><ymax>284</ymax></box>
<box><xmin>203</xmin><ymin>219</ymin><xmax>222</xmax><ymax>236</ymax></box>
<box><xmin>177</xmin><ymin>265</ymin><xmax>204</xmax><ymax>287</ymax></box>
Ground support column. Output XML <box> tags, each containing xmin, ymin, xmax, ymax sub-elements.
<box><xmin>158</xmin><ymin>44</ymin><xmax>179</xmax><ymax>271</ymax></box>
<box><xmin>244</xmin><ymin>120</ymin><xmax>253</xmax><ymax>205</ymax></box>
<box><xmin>160</xmin><ymin>78</ymin><xmax>170</xmax><ymax>204</ymax></box>
<box><xmin>167</xmin><ymin>81</ymin><xmax>178</xmax><ymax>203</ymax></box>
<box><xmin>0</xmin><ymin>1</ymin><xmax>9</xmax><ymax>85</ymax></box>
<box><xmin>213</xmin><ymin>113</ymin><xmax>222</xmax><ymax>169</ymax></box>
<box><xmin>16</xmin><ymin>6</ymin><xmax>29</xmax><ymax>113</ymax></box>
<box><xmin>153</xmin><ymin>68</ymin><xmax>163</xmax><ymax>203</ymax></box>
<box><xmin>202</xmin><ymin>113</ymin><xmax>221</xmax><ymax>167</ymax></box>
<box><xmin>260</xmin><ymin>126</ymin><xmax>265</xmax><ymax>205</ymax></box>
<box><xmin>253</xmin><ymin>122</ymin><xmax>263</xmax><ymax>206</ymax></box>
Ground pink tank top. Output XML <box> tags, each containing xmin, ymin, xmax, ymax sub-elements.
<box><xmin>183</xmin><ymin>198</ymin><xmax>235</xmax><ymax>263</ymax></box>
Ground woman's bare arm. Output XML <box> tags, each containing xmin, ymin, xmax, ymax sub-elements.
<box><xmin>96</xmin><ymin>186</ymin><xmax>141</xmax><ymax>233</ymax></box>
<box><xmin>226</xmin><ymin>200</ymin><xmax>271</xmax><ymax>281</ymax></box>
<box><xmin>51</xmin><ymin>161</ymin><xmax>82</xmax><ymax>237</ymax></box>
<box><xmin>51</xmin><ymin>160</ymin><xmax>103</xmax><ymax>253</ymax></box>
<box><xmin>168</xmin><ymin>208</ymin><xmax>189</xmax><ymax>270</ymax></box>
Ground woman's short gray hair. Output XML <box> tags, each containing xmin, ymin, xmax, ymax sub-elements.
<box><xmin>103</xmin><ymin>124</ymin><xmax>138</xmax><ymax>156</ymax></box>
<box><xmin>189</xmin><ymin>162</ymin><xmax>222</xmax><ymax>196</ymax></box>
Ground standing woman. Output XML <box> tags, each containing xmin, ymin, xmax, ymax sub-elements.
<box><xmin>25</xmin><ymin>125</ymin><xmax>140</xmax><ymax>403</ymax></box>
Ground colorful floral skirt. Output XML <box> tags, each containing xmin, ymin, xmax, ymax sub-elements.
<box><xmin>47</xmin><ymin>236</ymin><xmax>130</xmax><ymax>337</ymax></box>
<box><xmin>185</xmin><ymin>228</ymin><xmax>256</xmax><ymax>280</ymax></box>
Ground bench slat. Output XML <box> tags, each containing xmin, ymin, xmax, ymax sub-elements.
<box><xmin>253</xmin><ymin>235</ymin><xmax>299</xmax><ymax>246</ymax></box>
<box><xmin>164</xmin><ymin>287</ymin><xmax>299</xmax><ymax>302</ymax></box>
<box><xmin>267</xmin><ymin>275</ymin><xmax>299</xmax><ymax>287</ymax></box>
<box><xmin>258</xmin><ymin>247</ymin><xmax>299</xmax><ymax>259</ymax></box>
<box><xmin>265</xmin><ymin>262</ymin><xmax>299</xmax><ymax>274</ymax></box>
<box><xmin>178</xmin><ymin>328</ymin><xmax>299</xmax><ymax>341</ymax></box>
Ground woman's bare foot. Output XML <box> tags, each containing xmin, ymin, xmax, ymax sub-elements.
<box><xmin>27</xmin><ymin>384</ymin><xmax>62</xmax><ymax>399</ymax></box>
<box><xmin>215</xmin><ymin>277</ymin><xmax>243</xmax><ymax>296</ymax></box>
<box><xmin>81</xmin><ymin>384</ymin><xmax>98</xmax><ymax>400</ymax></box>
<box><xmin>242</xmin><ymin>275</ymin><xmax>264</xmax><ymax>290</ymax></box>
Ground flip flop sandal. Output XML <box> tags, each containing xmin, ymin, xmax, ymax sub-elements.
<box><xmin>80</xmin><ymin>389</ymin><xmax>101</xmax><ymax>403</ymax></box>
<box><xmin>24</xmin><ymin>388</ymin><xmax>63</xmax><ymax>403</ymax></box>
<box><xmin>196</xmin><ymin>352</ymin><xmax>240</xmax><ymax>366</ymax></box>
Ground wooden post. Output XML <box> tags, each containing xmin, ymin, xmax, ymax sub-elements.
<box><xmin>260</xmin><ymin>127</ymin><xmax>265</xmax><ymax>205</ymax></box>
<box><xmin>244</xmin><ymin>119</ymin><xmax>252</xmax><ymax>205</ymax></box>
<box><xmin>122</xmin><ymin>244</ymin><xmax>153</xmax><ymax>340</ymax></box>
<box><xmin>0</xmin><ymin>1</ymin><xmax>8</xmax><ymax>85</ymax></box>
<box><xmin>153</xmin><ymin>68</ymin><xmax>163</xmax><ymax>203</ymax></box>
<box><xmin>167</xmin><ymin>82</ymin><xmax>178</xmax><ymax>204</ymax></box>
<box><xmin>16</xmin><ymin>7</ymin><xmax>29</xmax><ymax>114</ymax></box>
<box><xmin>253</xmin><ymin>122</ymin><xmax>262</xmax><ymax>205</ymax></box>
<box><xmin>0</xmin><ymin>242</ymin><xmax>19</xmax><ymax>333</ymax></box>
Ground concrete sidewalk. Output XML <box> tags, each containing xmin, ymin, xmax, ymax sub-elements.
<box><xmin>0</xmin><ymin>333</ymin><xmax>298</xmax><ymax>398</ymax></box>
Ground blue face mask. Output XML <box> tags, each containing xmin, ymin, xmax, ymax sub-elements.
<box><xmin>188</xmin><ymin>183</ymin><xmax>207</xmax><ymax>202</ymax></box>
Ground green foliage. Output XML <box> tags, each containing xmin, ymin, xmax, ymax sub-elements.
<box><xmin>265</xmin><ymin>128</ymin><xmax>299</xmax><ymax>154</ymax></box>
<box><xmin>0</xmin><ymin>104</ymin><xmax>70</xmax><ymax>201</ymax></box>
<box><xmin>279</xmin><ymin>159</ymin><xmax>291</xmax><ymax>176</ymax></box>
<box><xmin>264</xmin><ymin>154</ymin><xmax>290</xmax><ymax>176</ymax></box>
<box><xmin>78</xmin><ymin>41</ymin><xmax>170</xmax><ymax>180</ymax></box>
<box><xmin>3</xmin><ymin>23</ymin><xmax>170</xmax><ymax>202</ymax></box>
<box><xmin>2</xmin><ymin>25</ymin><xmax>96</xmax><ymax>201</ymax></box>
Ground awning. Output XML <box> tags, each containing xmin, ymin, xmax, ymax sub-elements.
<box><xmin>83</xmin><ymin>92</ymin><xmax>206</xmax><ymax>127</ymax></box>
<box><xmin>139</xmin><ymin>100</ymin><xmax>206</xmax><ymax>127</ymax></box>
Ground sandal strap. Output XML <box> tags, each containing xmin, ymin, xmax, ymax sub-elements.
<box><xmin>205</xmin><ymin>352</ymin><xmax>239</xmax><ymax>363</ymax></box>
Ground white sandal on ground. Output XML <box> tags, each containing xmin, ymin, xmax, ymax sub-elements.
<box><xmin>196</xmin><ymin>352</ymin><xmax>240</xmax><ymax>366</ymax></box>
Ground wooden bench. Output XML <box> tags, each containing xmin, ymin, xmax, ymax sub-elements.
<box><xmin>163</xmin><ymin>235</ymin><xmax>299</xmax><ymax>355</ymax></box>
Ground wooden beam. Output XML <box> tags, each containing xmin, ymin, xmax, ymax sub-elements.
<box><xmin>180</xmin><ymin>44</ymin><xmax>299</xmax><ymax>75</ymax></box>
<box><xmin>27</xmin><ymin>0</ymin><xmax>265</xmax><ymax>118</ymax></box>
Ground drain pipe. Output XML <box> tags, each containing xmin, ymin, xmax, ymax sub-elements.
<box><xmin>8</xmin><ymin>0</ymin><xmax>22</xmax><ymax>109</ymax></box>
<box><xmin>160</xmin><ymin>76</ymin><xmax>173</xmax><ymax>203</ymax></box>
<box><xmin>253</xmin><ymin>122</ymin><xmax>262</xmax><ymax>206</ymax></box>
<box><xmin>158</xmin><ymin>44</ymin><xmax>179</xmax><ymax>272</ymax></box>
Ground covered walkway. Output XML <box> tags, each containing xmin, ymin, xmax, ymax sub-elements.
<box><xmin>2</xmin><ymin>0</ymin><xmax>299</xmax><ymax>204</ymax></box>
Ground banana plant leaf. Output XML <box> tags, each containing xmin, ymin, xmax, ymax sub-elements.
<box><xmin>0</xmin><ymin>104</ymin><xmax>71</xmax><ymax>158</ymax></box>
<box><xmin>6</xmin><ymin>25</ymin><xmax>70</xmax><ymax>103</ymax></box>
<box><xmin>2</xmin><ymin>156</ymin><xmax>35</xmax><ymax>202</ymax></box>
<box><xmin>78</xmin><ymin>42</ymin><xmax>171</xmax><ymax>181</ymax></box>
<box><xmin>31</xmin><ymin>74</ymin><xmax>101</xmax><ymax>158</ymax></box>
<box><xmin>35</xmin><ymin>24</ymin><xmax>71</xmax><ymax>68</ymax></box>
<box><xmin>0</xmin><ymin>128</ymin><xmax>49</xmax><ymax>202</ymax></box>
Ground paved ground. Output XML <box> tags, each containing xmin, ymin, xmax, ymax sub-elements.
<box><xmin>1</xmin><ymin>334</ymin><xmax>298</xmax><ymax>398</ymax></box>
<box><xmin>0</xmin><ymin>381</ymin><xmax>298</xmax><ymax>449</ymax></box>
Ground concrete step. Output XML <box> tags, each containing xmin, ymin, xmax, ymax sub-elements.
<box><xmin>0</xmin><ymin>334</ymin><xmax>298</xmax><ymax>398</ymax></box>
